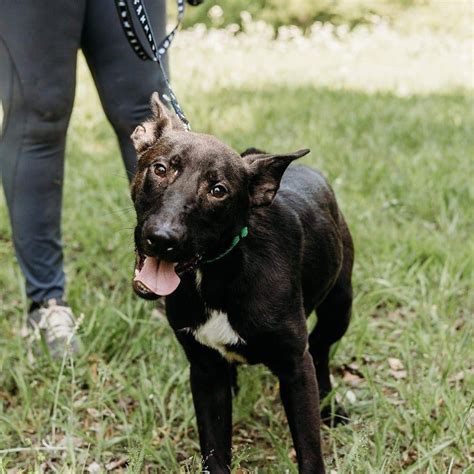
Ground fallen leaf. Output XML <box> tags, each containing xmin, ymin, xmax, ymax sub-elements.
<box><xmin>454</xmin><ymin>317</ymin><xmax>465</xmax><ymax>330</ymax></box>
<box><xmin>387</xmin><ymin>397</ymin><xmax>406</xmax><ymax>406</ymax></box>
<box><xmin>390</xmin><ymin>369</ymin><xmax>407</xmax><ymax>379</ymax></box>
<box><xmin>448</xmin><ymin>371</ymin><xmax>464</xmax><ymax>384</ymax></box>
<box><xmin>388</xmin><ymin>357</ymin><xmax>404</xmax><ymax>371</ymax></box>
<box><xmin>342</xmin><ymin>371</ymin><xmax>363</xmax><ymax>386</ymax></box>
<box><xmin>106</xmin><ymin>457</ymin><xmax>128</xmax><ymax>471</ymax></box>
<box><xmin>57</xmin><ymin>435</ymin><xmax>85</xmax><ymax>448</ymax></box>
<box><xmin>86</xmin><ymin>407</ymin><xmax>116</xmax><ymax>420</ymax></box>
<box><xmin>87</xmin><ymin>407</ymin><xmax>101</xmax><ymax>418</ymax></box>
<box><xmin>347</xmin><ymin>362</ymin><xmax>360</xmax><ymax>371</ymax></box>
<box><xmin>89</xmin><ymin>358</ymin><xmax>99</xmax><ymax>384</ymax></box>
<box><xmin>402</xmin><ymin>447</ymin><xmax>418</xmax><ymax>467</ymax></box>
<box><xmin>87</xmin><ymin>462</ymin><xmax>102</xmax><ymax>474</ymax></box>
<box><xmin>344</xmin><ymin>389</ymin><xmax>357</xmax><ymax>404</ymax></box>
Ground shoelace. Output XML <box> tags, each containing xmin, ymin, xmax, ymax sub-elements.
<box><xmin>37</xmin><ymin>300</ymin><xmax>76</xmax><ymax>342</ymax></box>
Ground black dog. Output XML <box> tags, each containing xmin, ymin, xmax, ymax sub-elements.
<box><xmin>130</xmin><ymin>93</ymin><xmax>354</xmax><ymax>473</ymax></box>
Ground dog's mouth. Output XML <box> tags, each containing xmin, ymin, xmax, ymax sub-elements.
<box><xmin>133</xmin><ymin>252</ymin><xmax>201</xmax><ymax>299</ymax></box>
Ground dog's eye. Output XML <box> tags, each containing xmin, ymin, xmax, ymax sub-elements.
<box><xmin>154</xmin><ymin>163</ymin><xmax>167</xmax><ymax>177</ymax></box>
<box><xmin>210</xmin><ymin>184</ymin><xmax>228</xmax><ymax>198</ymax></box>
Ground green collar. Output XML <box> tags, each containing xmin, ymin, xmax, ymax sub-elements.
<box><xmin>203</xmin><ymin>226</ymin><xmax>249</xmax><ymax>264</ymax></box>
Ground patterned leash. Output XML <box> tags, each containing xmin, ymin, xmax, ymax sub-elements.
<box><xmin>114</xmin><ymin>0</ymin><xmax>191</xmax><ymax>130</ymax></box>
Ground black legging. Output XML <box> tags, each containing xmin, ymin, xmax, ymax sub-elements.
<box><xmin>0</xmin><ymin>0</ymin><xmax>167</xmax><ymax>302</ymax></box>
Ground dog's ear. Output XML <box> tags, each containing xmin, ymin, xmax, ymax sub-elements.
<box><xmin>131</xmin><ymin>120</ymin><xmax>159</xmax><ymax>156</ymax></box>
<box><xmin>131</xmin><ymin>92</ymin><xmax>181</xmax><ymax>155</ymax></box>
<box><xmin>245</xmin><ymin>149</ymin><xmax>310</xmax><ymax>206</ymax></box>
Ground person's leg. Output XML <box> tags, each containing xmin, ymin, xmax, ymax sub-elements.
<box><xmin>81</xmin><ymin>0</ymin><xmax>168</xmax><ymax>180</ymax></box>
<box><xmin>0</xmin><ymin>1</ymin><xmax>85</xmax><ymax>303</ymax></box>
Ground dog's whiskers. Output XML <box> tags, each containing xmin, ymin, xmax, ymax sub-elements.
<box><xmin>109</xmin><ymin>170</ymin><xmax>136</xmax><ymax>181</ymax></box>
<box><xmin>101</xmin><ymin>207</ymin><xmax>135</xmax><ymax>218</ymax></box>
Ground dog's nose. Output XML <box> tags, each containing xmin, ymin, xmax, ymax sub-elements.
<box><xmin>144</xmin><ymin>226</ymin><xmax>181</xmax><ymax>256</ymax></box>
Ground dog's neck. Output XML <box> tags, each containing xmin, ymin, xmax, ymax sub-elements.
<box><xmin>202</xmin><ymin>226</ymin><xmax>249</xmax><ymax>264</ymax></box>
<box><xmin>194</xmin><ymin>234</ymin><xmax>248</xmax><ymax>300</ymax></box>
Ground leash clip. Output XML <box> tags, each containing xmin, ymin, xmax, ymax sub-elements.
<box><xmin>162</xmin><ymin>93</ymin><xmax>191</xmax><ymax>131</ymax></box>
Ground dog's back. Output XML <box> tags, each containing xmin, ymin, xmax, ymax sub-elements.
<box><xmin>252</xmin><ymin>164</ymin><xmax>353</xmax><ymax>313</ymax></box>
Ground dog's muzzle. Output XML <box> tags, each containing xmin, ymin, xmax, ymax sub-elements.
<box><xmin>132</xmin><ymin>250</ymin><xmax>202</xmax><ymax>299</ymax></box>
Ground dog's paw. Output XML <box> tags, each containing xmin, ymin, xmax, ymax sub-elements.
<box><xmin>321</xmin><ymin>404</ymin><xmax>349</xmax><ymax>427</ymax></box>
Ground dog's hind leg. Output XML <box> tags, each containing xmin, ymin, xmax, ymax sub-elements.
<box><xmin>309</xmin><ymin>265</ymin><xmax>353</xmax><ymax>424</ymax></box>
<box><xmin>310</xmin><ymin>220</ymin><xmax>354</xmax><ymax>425</ymax></box>
<box><xmin>309</xmin><ymin>277</ymin><xmax>352</xmax><ymax>424</ymax></box>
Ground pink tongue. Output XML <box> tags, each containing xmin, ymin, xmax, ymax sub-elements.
<box><xmin>134</xmin><ymin>257</ymin><xmax>181</xmax><ymax>296</ymax></box>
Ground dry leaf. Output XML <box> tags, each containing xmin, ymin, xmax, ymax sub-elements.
<box><xmin>387</xmin><ymin>397</ymin><xmax>406</xmax><ymax>406</ymax></box>
<box><xmin>87</xmin><ymin>462</ymin><xmax>102</xmax><ymax>474</ymax></box>
<box><xmin>342</xmin><ymin>371</ymin><xmax>363</xmax><ymax>386</ymax></box>
<box><xmin>402</xmin><ymin>447</ymin><xmax>418</xmax><ymax>466</ymax></box>
<box><xmin>388</xmin><ymin>357</ymin><xmax>404</xmax><ymax>371</ymax></box>
<box><xmin>448</xmin><ymin>371</ymin><xmax>464</xmax><ymax>383</ymax></box>
<box><xmin>347</xmin><ymin>362</ymin><xmax>360</xmax><ymax>371</ymax></box>
<box><xmin>87</xmin><ymin>407</ymin><xmax>101</xmax><ymax>418</ymax></box>
<box><xmin>344</xmin><ymin>389</ymin><xmax>357</xmax><ymax>404</ymax></box>
<box><xmin>387</xmin><ymin>310</ymin><xmax>404</xmax><ymax>320</ymax></box>
<box><xmin>89</xmin><ymin>359</ymin><xmax>99</xmax><ymax>384</ymax></box>
<box><xmin>390</xmin><ymin>369</ymin><xmax>407</xmax><ymax>379</ymax></box>
<box><xmin>454</xmin><ymin>317</ymin><xmax>465</xmax><ymax>331</ymax></box>
<box><xmin>56</xmin><ymin>434</ymin><xmax>84</xmax><ymax>448</ymax></box>
<box><xmin>105</xmin><ymin>457</ymin><xmax>128</xmax><ymax>471</ymax></box>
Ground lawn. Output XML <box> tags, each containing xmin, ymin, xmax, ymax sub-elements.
<box><xmin>0</xmin><ymin>14</ymin><xmax>473</xmax><ymax>473</ymax></box>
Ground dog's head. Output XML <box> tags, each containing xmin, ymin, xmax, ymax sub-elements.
<box><xmin>131</xmin><ymin>93</ymin><xmax>309</xmax><ymax>299</ymax></box>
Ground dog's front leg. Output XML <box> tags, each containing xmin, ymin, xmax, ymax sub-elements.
<box><xmin>190</xmin><ymin>353</ymin><xmax>233</xmax><ymax>473</ymax></box>
<box><xmin>270</xmin><ymin>350</ymin><xmax>325</xmax><ymax>474</ymax></box>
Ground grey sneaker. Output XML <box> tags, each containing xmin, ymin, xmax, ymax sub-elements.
<box><xmin>28</xmin><ymin>299</ymin><xmax>80</xmax><ymax>357</ymax></box>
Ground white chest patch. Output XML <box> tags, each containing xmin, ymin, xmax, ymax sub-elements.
<box><xmin>192</xmin><ymin>310</ymin><xmax>246</xmax><ymax>362</ymax></box>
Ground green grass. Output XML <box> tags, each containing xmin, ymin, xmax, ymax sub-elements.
<box><xmin>0</xmin><ymin>20</ymin><xmax>473</xmax><ymax>473</ymax></box>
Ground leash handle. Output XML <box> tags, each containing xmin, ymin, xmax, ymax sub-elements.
<box><xmin>114</xmin><ymin>0</ymin><xmax>191</xmax><ymax>130</ymax></box>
